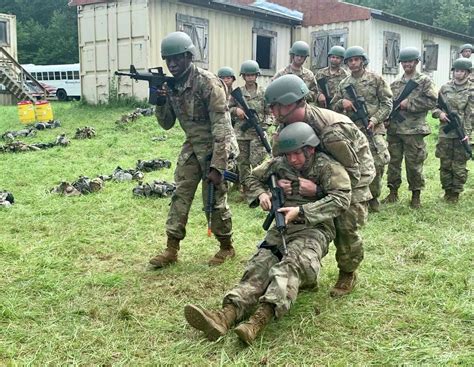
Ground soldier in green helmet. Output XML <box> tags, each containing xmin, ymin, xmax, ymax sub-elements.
<box><xmin>149</xmin><ymin>31</ymin><xmax>239</xmax><ymax>268</ymax></box>
<box><xmin>314</xmin><ymin>45</ymin><xmax>348</xmax><ymax>109</ymax></box>
<box><xmin>432</xmin><ymin>58</ymin><xmax>473</xmax><ymax>203</ymax></box>
<box><xmin>273</xmin><ymin>40</ymin><xmax>321</xmax><ymax>104</ymax></box>
<box><xmin>228</xmin><ymin>60</ymin><xmax>273</xmax><ymax>189</ymax></box>
<box><xmin>332</xmin><ymin>45</ymin><xmax>392</xmax><ymax>213</ymax></box>
<box><xmin>383</xmin><ymin>47</ymin><xmax>438</xmax><ymax>209</ymax></box>
<box><xmin>184</xmin><ymin>122</ymin><xmax>351</xmax><ymax>345</ymax></box>
<box><xmin>265</xmin><ymin>74</ymin><xmax>375</xmax><ymax>297</ymax></box>
<box><xmin>217</xmin><ymin>66</ymin><xmax>236</xmax><ymax>99</ymax></box>
<box><xmin>459</xmin><ymin>43</ymin><xmax>473</xmax><ymax>59</ymax></box>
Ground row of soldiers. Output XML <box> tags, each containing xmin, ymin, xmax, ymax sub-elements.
<box><xmin>141</xmin><ymin>31</ymin><xmax>471</xmax><ymax>345</ymax></box>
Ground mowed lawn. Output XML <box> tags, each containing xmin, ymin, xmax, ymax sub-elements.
<box><xmin>0</xmin><ymin>101</ymin><xmax>473</xmax><ymax>365</ymax></box>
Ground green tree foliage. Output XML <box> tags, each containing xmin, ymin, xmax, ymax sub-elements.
<box><xmin>0</xmin><ymin>0</ymin><xmax>78</xmax><ymax>64</ymax></box>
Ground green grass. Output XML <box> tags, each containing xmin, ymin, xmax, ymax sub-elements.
<box><xmin>0</xmin><ymin>102</ymin><xmax>473</xmax><ymax>365</ymax></box>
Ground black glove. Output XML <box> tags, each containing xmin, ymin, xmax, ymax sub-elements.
<box><xmin>207</xmin><ymin>168</ymin><xmax>223</xmax><ymax>185</ymax></box>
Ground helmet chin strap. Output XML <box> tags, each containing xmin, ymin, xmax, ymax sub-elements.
<box><xmin>276</xmin><ymin>103</ymin><xmax>300</xmax><ymax>125</ymax></box>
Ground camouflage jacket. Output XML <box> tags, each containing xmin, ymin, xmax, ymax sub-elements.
<box><xmin>332</xmin><ymin>70</ymin><xmax>393</xmax><ymax>135</ymax></box>
<box><xmin>244</xmin><ymin>152</ymin><xmax>351</xmax><ymax>245</ymax></box>
<box><xmin>229</xmin><ymin>83</ymin><xmax>273</xmax><ymax>140</ymax></box>
<box><xmin>388</xmin><ymin>72</ymin><xmax>438</xmax><ymax>136</ymax></box>
<box><xmin>273</xmin><ymin>65</ymin><xmax>321</xmax><ymax>103</ymax></box>
<box><xmin>156</xmin><ymin>64</ymin><xmax>238</xmax><ymax>173</ymax></box>
<box><xmin>314</xmin><ymin>66</ymin><xmax>349</xmax><ymax>101</ymax></box>
<box><xmin>432</xmin><ymin>79</ymin><xmax>474</xmax><ymax>138</ymax></box>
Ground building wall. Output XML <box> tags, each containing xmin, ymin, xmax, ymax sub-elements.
<box><xmin>0</xmin><ymin>13</ymin><xmax>18</xmax><ymax>60</ymax></box>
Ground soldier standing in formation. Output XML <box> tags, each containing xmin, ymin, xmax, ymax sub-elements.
<box><xmin>229</xmin><ymin>60</ymin><xmax>272</xmax><ymax>188</ymax></box>
<box><xmin>184</xmin><ymin>123</ymin><xmax>351</xmax><ymax>344</ymax></box>
<box><xmin>273</xmin><ymin>41</ymin><xmax>320</xmax><ymax>104</ymax></box>
<box><xmin>217</xmin><ymin>66</ymin><xmax>236</xmax><ymax>99</ymax></box>
<box><xmin>314</xmin><ymin>45</ymin><xmax>348</xmax><ymax>109</ymax></box>
<box><xmin>432</xmin><ymin>58</ymin><xmax>473</xmax><ymax>203</ymax></box>
<box><xmin>149</xmin><ymin>31</ymin><xmax>239</xmax><ymax>268</ymax></box>
<box><xmin>332</xmin><ymin>46</ymin><xmax>392</xmax><ymax>213</ymax></box>
<box><xmin>265</xmin><ymin>74</ymin><xmax>375</xmax><ymax>297</ymax></box>
<box><xmin>383</xmin><ymin>47</ymin><xmax>438</xmax><ymax>209</ymax></box>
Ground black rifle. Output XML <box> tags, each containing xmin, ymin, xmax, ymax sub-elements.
<box><xmin>317</xmin><ymin>77</ymin><xmax>332</xmax><ymax>109</ymax></box>
<box><xmin>230</xmin><ymin>87</ymin><xmax>272</xmax><ymax>155</ymax></box>
<box><xmin>114</xmin><ymin>65</ymin><xmax>174</xmax><ymax>105</ymax></box>
<box><xmin>437</xmin><ymin>93</ymin><xmax>472</xmax><ymax>159</ymax></box>
<box><xmin>389</xmin><ymin>79</ymin><xmax>419</xmax><ymax>123</ymax></box>
<box><xmin>262</xmin><ymin>174</ymin><xmax>288</xmax><ymax>256</ymax></box>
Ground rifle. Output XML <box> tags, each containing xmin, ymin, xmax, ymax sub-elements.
<box><xmin>114</xmin><ymin>65</ymin><xmax>174</xmax><ymax>105</ymax></box>
<box><xmin>204</xmin><ymin>170</ymin><xmax>239</xmax><ymax>237</ymax></box>
<box><xmin>262</xmin><ymin>174</ymin><xmax>288</xmax><ymax>256</ymax></box>
<box><xmin>317</xmin><ymin>77</ymin><xmax>332</xmax><ymax>109</ymax></box>
<box><xmin>230</xmin><ymin>87</ymin><xmax>272</xmax><ymax>155</ymax></box>
<box><xmin>437</xmin><ymin>93</ymin><xmax>472</xmax><ymax>159</ymax></box>
<box><xmin>389</xmin><ymin>79</ymin><xmax>419</xmax><ymax>123</ymax></box>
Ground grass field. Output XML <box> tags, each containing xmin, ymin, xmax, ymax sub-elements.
<box><xmin>0</xmin><ymin>101</ymin><xmax>473</xmax><ymax>365</ymax></box>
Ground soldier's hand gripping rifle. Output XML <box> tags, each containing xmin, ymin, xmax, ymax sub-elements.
<box><xmin>388</xmin><ymin>79</ymin><xmax>419</xmax><ymax>123</ymax></box>
<box><xmin>437</xmin><ymin>93</ymin><xmax>473</xmax><ymax>159</ymax></box>
<box><xmin>317</xmin><ymin>77</ymin><xmax>332</xmax><ymax>109</ymax></box>
<box><xmin>114</xmin><ymin>65</ymin><xmax>175</xmax><ymax>105</ymax></box>
<box><xmin>262</xmin><ymin>174</ymin><xmax>288</xmax><ymax>256</ymax></box>
<box><xmin>230</xmin><ymin>87</ymin><xmax>272</xmax><ymax>155</ymax></box>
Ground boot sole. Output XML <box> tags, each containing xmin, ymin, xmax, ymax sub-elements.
<box><xmin>234</xmin><ymin>324</ymin><xmax>253</xmax><ymax>345</ymax></box>
<box><xmin>184</xmin><ymin>304</ymin><xmax>226</xmax><ymax>341</ymax></box>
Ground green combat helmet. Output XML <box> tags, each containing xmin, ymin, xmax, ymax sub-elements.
<box><xmin>398</xmin><ymin>47</ymin><xmax>421</xmax><ymax>62</ymax></box>
<box><xmin>344</xmin><ymin>46</ymin><xmax>368</xmax><ymax>64</ymax></box>
<box><xmin>161</xmin><ymin>31</ymin><xmax>196</xmax><ymax>59</ymax></box>
<box><xmin>265</xmin><ymin>74</ymin><xmax>309</xmax><ymax>105</ymax></box>
<box><xmin>459</xmin><ymin>43</ymin><xmax>473</xmax><ymax>53</ymax></box>
<box><xmin>289</xmin><ymin>41</ymin><xmax>310</xmax><ymax>57</ymax></box>
<box><xmin>217</xmin><ymin>66</ymin><xmax>236</xmax><ymax>80</ymax></box>
<box><xmin>278</xmin><ymin>122</ymin><xmax>320</xmax><ymax>153</ymax></box>
<box><xmin>328</xmin><ymin>45</ymin><xmax>345</xmax><ymax>58</ymax></box>
<box><xmin>240</xmin><ymin>60</ymin><xmax>260</xmax><ymax>75</ymax></box>
<box><xmin>451</xmin><ymin>58</ymin><xmax>472</xmax><ymax>71</ymax></box>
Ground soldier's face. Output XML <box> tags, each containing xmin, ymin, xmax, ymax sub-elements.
<box><xmin>242</xmin><ymin>74</ymin><xmax>257</xmax><ymax>83</ymax></box>
<box><xmin>220</xmin><ymin>76</ymin><xmax>234</xmax><ymax>88</ymax></box>
<box><xmin>270</xmin><ymin>103</ymin><xmax>305</xmax><ymax>123</ymax></box>
<box><xmin>329</xmin><ymin>55</ymin><xmax>343</xmax><ymax>67</ymax></box>
<box><xmin>346</xmin><ymin>56</ymin><xmax>364</xmax><ymax>72</ymax></box>
<box><xmin>454</xmin><ymin>69</ymin><xmax>469</xmax><ymax>81</ymax></box>
<box><xmin>461</xmin><ymin>49</ymin><xmax>472</xmax><ymax>58</ymax></box>
<box><xmin>401</xmin><ymin>60</ymin><xmax>418</xmax><ymax>74</ymax></box>
<box><xmin>165</xmin><ymin>53</ymin><xmax>192</xmax><ymax>77</ymax></box>
<box><xmin>285</xmin><ymin>146</ymin><xmax>315</xmax><ymax>170</ymax></box>
<box><xmin>292</xmin><ymin>55</ymin><xmax>307</xmax><ymax>67</ymax></box>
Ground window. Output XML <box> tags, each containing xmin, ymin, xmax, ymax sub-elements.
<box><xmin>449</xmin><ymin>45</ymin><xmax>459</xmax><ymax>77</ymax></box>
<box><xmin>55</xmin><ymin>71</ymin><xmax>60</xmax><ymax>80</ymax></box>
<box><xmin>73</xmin><ymin>71</ymin><xmax>79</xmax><ymax>80</ymax></box>
<box><xmin>423</xmin><ymin>43</ymin><xmax>438</xmax><ymax>72</ymax></box>
<box><xmin>42</xmin><ymin>72</ymin><xmax>49</xmax><ymax>80</ymax></box>
<box><xmin>67</xmin><ymin>71</ymin><xmax>73</xmax><ymax>80</ymax></box>
<box><xmin>61</xmin><ymin>71</ymin><xmax>67</xmax><ymax>79</ymax></box>
<box><xmin>36</xmin><ymin>72</ymin><xmax>43</xmax><ymax>81</ymax></box>
<box><xmin>311</xmin><ymin>29</ymin><xmax>347</xmax><ymax>70</ymax></box>
<box><xmin>252</xmin><ymin>28</ymin><xmax>277</xmax><ymax>76</ymax></box>
<box><xmin>0</xmin><ymin>20</ymin><xmax>8</xmax><ymax>46</ymax></box>
<box><xmin>383</xmin><ymin>31</ymin><xmax>400</xmax><ymax>75</ymax></box>
<box><xmin>176</xmin><ymin>14</ymin><xmax>209</xmax><ymax>69</ymax></box>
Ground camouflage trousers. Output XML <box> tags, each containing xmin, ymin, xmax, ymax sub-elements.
<box><xmin>224</xmin><ymin>230</ymin><xmax>328</xmax><ymax>319</ymax></box>
<box><xmin>334</xmin><ymin>201</ymin><xmax>368</xmax><ymax>273</ymax></box>
<box><xmin>369</xmin><ymin>134</ymin><xmax>390</xmax><ymax>199</ymax></box>
<box><xmin>166</xmin><ymin>153</ymin><xmax>232</xmax><ymax>242</ymax></box>
<box><xmin>435</xmin><ymin>137</ymin><xmax>469</xmax><ymax>193</ymax></box>
<box><xmin>236</xmin><ymin>138</ymin><xmax>268</xmax><ymax>187</ymax></box>
<box><xmin>386</xmin><ymin>134</ymin><xmax>428</xmax><ymax>191</ymax></box>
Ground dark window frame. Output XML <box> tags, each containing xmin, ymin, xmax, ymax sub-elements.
<box><xmin>252</xmin><ymin>27</ymin><xmax>277</xmax><ymax>76</ymax></box>
<box><xmin>311</xmin><ymin>29</ymin><xmax>348</xmax><ymax>70</ymax></box>
<box><xmin>176</xmin><ymin>13</ymin><xmax>209</xmax><ymax>70</ymax></box>
<box><xmin>383</xmin><ymin>31</ymin><xmax>400</xmax><ymax>75</ymax></box>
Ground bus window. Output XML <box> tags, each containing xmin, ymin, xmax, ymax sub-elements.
<box><xmin>36</xmin><ymin>73</ymin><xmax>43</xmax><ymax>81</ymax></box>
<box><xmin>73</xmin><ymin>71</ymin><xmax>79</xmax><ymax>80</ymax></box>
<box><xmin>55</xmin><ymin>71</ymin><xmax>60</xmax><ymax>80</ymax></box>
<box><xmin>67</xmin><ymin>71</ymin><xmax>73</xmax><ymax>80</ymax></box>
<box><xmin>61</xmin><ymin>71</ymin><xmax>66</xmax><ymax>79</ymax></box>
<box><xmin>49</xmin><ymin>71</ymin><xmax>54</xmax><ymax>80</ymax></box>
<box><xmin>43</xmin><ymin>72</ymin><xmax>48</xmax><ymax>80</ymax></box>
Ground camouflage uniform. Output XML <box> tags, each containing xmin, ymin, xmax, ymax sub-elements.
<box><xmin>432</xmin><ymin>79</ymin><xmax>473</xmax><ymax>194</ymax></box>
<box><xmin>156</xmin><ymin>63</ymin><xmax>238</xmax><ymax>243</ymax></box>
<box><xmin>332</xmin><ymin>70</ymin><xmax>393</xmax><ymax>201</ymax></box>
<box><xmin>314</xmin><ymin>66</ymin><xmax>349</xmax><ymax>108</ymax></box>
<box><xmin>224</xmin><ymin>152</ymin><xmax>351</xmax><ymax>319</ymax></box>
<box><xmin>273</xmin><ymin>65</ymin><xmax>320</xmax><ymax>104</ymax></box>
<box><xmin>229</xmin><ymin>83</ymin><xmax>272</xmax><ymax>185</ymax></box>
<box><xmin>387</xmin><ymin>72</ymin><xmax>438</xmax><ymax>192</ymax></box>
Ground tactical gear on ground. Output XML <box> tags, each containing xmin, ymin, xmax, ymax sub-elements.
<box><xmin>34</xmin><ymin>120</ymin><xmax>61</xmax><ymax>130</ymax></box>
<box><xmin>184</xmin><ymin>304</ymin><xmax>237</xmax><ymax>341</ymax></box>
<box><xmin>161</xmin><ymin>31</ymin><xmax>196</xmax><ymax>58</ymax></box>
<box><xmin>240</xmin><ymin>60</ymin><xmax>260</xmax><ymax>75</ymax></box>
<box><xmin>234</xmin><ymin>303</ymin><xmax>274</xmax><ymax>345</ymax></box>
<box><xmin>149</xmin><ymin>237</ymin><xmax>180</xmax><ymax>268</ymax></box>
<box><xmin>382</xmin><ymin>188</ymin><xmax>399</xmax><ymax>203</ymax></box>
<box><xmin>398</xmin><ymin>47</ymin><xmax>421</xmax><ymax>62</ymax></box>
<box><xmin>132</xmin><ymin>180</ymin><xmax>176</xmax><ymax>198</ymax></box>
<box><xmin>1</xmin><ymin>134</ymin><xmax>69</xmax><ymax>153</ymax></box>
<box><xmin>344</xmin><ymin>46</ymin><xmax>367</xmax><ymax>63</ymax></box>
<box><xmin>0</xmin><ymin>191</ymin><xmax>14</xmax><ymax>207</ymax></box>
<box><xmin>136</xmin><ymin>158</ymin><xmax>171</xmax><ymax>172</ymax></box>
<box><xmin>51</xmin><ymin>176</ymin><xmax>105</xmax><ymax>196</ymax></box>
<box><xmin>265</xmin><ymin>74</ymin><xmax>310</xmax><ymax>105</ymax></box>
<box><xmin>328</xmin><ymin>45</ymin><xmax>345</xmax><ymax>58</ymax></box>
<box><xmin>115</xmin><ymin>107</ymin><xmax>155</xmax><ymax>125</ymax></box>
<box><xmin>111</xmin><ymin>166</ymin><xmax>144</xmax><ymax>182</ymax></box>
<box><xmin>451</xmin><ymin>58</ymin><xmax>472</xmax><ymax>71</ymax></box>
<box><xmin>459</xmin><ymin>43</ymin><xmax>473</xmax><ymax>53</ymax></box>
<box><xmin>410</xmin><ymin>190</ymin><xmax>421</xmax><ymax>209</ymax></box>
<box><xmin>217</xmin><ymin>66</ymin><xmax>236</xmax><ymax>79</ymax></box>
<box><xmin>329</xmin><ymin>271</ymin><xmax>357</xmax><ymax>297</ymax></box>
<box><xmin>2</xmin><ymin>128</ymin><xmax>36</xmax><ymax>141</ymax></box>
<box><xmin>74</xmin><ymin>126</ymin><xmax>96</xmax><ymax>139</ymax></box>
<box><xmin>289</xmin><ymin>41</ymin><xmax>310</xmax><ymax>57</ymax></box>
<box><xmin>277</xmin><ymin>121</ymin><xmax>320</xmax><ymax>153</ymax></box>
<box><xmin>368</xmin><ymin>198</ymin><xmax>380</xmax><ymax>213</ymax></box>
<box><xmin>208</xmin><ymin>238</ymin><xmax>235</xmax><ymax>266</ymax></box>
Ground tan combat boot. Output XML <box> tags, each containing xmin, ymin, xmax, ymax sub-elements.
<box><xmin>410</xmin><ymin>190</ymin><xmax>421</xmax><ymax>209</ymax></box>
<box><xmin>234</xmin><ymin>303</ymin><xmax>274</xmax><ymax>345</ymax></box>
<box><xmin>446</xmin><ymin>191</ymin><xmax>459</xmax><ymax>204</ymax></box>
<box><xmin>368</xmin><ymin>198</ymin><xmax>380</xmax><ymax>213</ymax></box>
<box><xmin>149</xmin><ymin>237</ymin><xmax>180</xmax><ymax>268</ymax></box>
<box><xmin>184</xmin><ymin>303</ymin><xmax>237</xmax><ymax>341</ymax></box>
<box><xmin>208</xmin><ymin>237</ymin><xmax>235</xmax><ymax>266</ymax></box>
<box><xmin>330</xmin><ymin>271</ymin><xmax>357</xmax><ymax>297</ymax></box>
<box><xmin>382</xmin><ymin>188</ymin><xmax>399</xmax><ymax>204</ymax></box>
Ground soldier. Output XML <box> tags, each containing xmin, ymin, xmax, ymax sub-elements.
<box><xmin>383</xmin><ymin>47</ymin><xmax>438</xmax><ymax>209</ymax></box>
<box><xmin>273</xmin><ymin>41</ymin><xmax>320</xmax><ymax>103</ymax></box>
<box><xmin>149</xmin><ymin>31</ymin><xmax>239</xmax><ymax>268</ymax></box>
<box><xmin>184</xmin><ymin>123</ymin><xmax>351</xmax><ymax>344</ymax></box>
<box><xmin>314</xmin><ymin>45</ymin><xmax>348</xmax><ymax>109</ymax></box>
<box><xmin>217</xmin><ymin>66</ymin><xmax>236</xmax><ymax>99</ymax></box>
<box><xmin>432</xmin><ymin>58</ymin><xmax>473</xmax><ymax>203</ymax></box>
<box><xmin>332</xmin><ymin>46</ymin><xmax>392</xmax><ymax>212</ymax></box>
<box><xmin>265</xmin><ymin>74</ymin><xmax>375</xmax><ymax>297</ymax></box>
<box><xmin>229</xmin><ymin>60</ymin><xmax>272</xmax><ymax>187</ymax></box>
<box><xmin>459</xmin><ymin>43</ymin><xmax>473</xmax><ymax>59</ymax></box>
